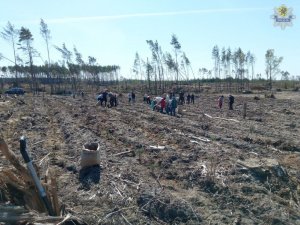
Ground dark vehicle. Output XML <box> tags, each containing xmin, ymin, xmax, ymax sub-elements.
<box><xmin>4</xmin><ymin>87</ymin><xmax>25</xmax><ymax>95</ymax></box>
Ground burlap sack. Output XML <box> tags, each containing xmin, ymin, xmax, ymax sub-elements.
<box><xmin>80</xmin><ymin>143</ymin><xmax>100</xmax><ymax>169</ymax></box>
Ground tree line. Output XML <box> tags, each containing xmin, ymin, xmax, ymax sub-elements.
<box><xmin>0</xmin><ymin>20</ymin><xmax>119</xmax><ymax>93</ymax></box>
<box><xmin>132</xmin><ymin>34</ymin><xmax>293</xmax><ymax>93</ymax></box>
<box><xmin>1</xmin><ymin>20</ymin><xmax>295</xmax><ymax>94</ymax></box>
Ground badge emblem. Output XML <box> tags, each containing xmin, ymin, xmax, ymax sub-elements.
<box><xmin>271</xmin><ymin>5</ymin><xmax>296</xmax><ymax>29</ymax></box>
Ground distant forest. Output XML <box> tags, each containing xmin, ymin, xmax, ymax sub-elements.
<box><xmin>0</xmin><ymin>20</ymin><xmax>299</xmax><ymax>94</ymax></box>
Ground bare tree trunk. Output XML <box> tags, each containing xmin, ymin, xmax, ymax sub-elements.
<box><xmin>147</xmin><ymin>58</ymin><xmax>151</xmax><ymax>91</ymax></box>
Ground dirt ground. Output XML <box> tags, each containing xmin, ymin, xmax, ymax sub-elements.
<box><xmin>0</xmin><ymin>90</ymin><xmax>300</xmax><ymax>224</ymax></box>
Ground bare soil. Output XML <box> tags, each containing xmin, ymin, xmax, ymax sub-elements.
<box><xmin>0</xmin><ymin>91</ymin><xmax>300</xmax><ymax>224</ymax></box>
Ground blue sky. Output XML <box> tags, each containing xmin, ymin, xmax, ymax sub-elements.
<box><xmin>0</xmin><ymin>0</ymin><xmax>299</xmax><ymax>79</ymax></box>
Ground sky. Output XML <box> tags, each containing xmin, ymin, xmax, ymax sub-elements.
<box><xmin>0</xmin><ymin>0</ymin><xmax>299</xmax><ymax>79</ymax></box>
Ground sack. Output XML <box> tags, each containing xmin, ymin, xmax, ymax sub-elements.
<box><xmin>80</xmin><ymin>143</ymin><xmax>100</xmax><ymax>169</ymax></box>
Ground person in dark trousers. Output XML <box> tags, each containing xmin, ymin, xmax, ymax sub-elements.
<box><xmin>171</xmin><ymin>96</ymin><xmax>178</xmax><ymax>116</ymax></box>
<box><xmin>131</xmin><ymin>91</ymin><xmax>136</xmax><ymax>103</ymax></box>
<box><xmin>108</xmin><ymin>93</ymin><xmax>117</xmax><ymax>107</ymax></box>
<box><xmin>179</xmin><ymin>91</ymin><xmax>185</xmax><ymax>105</ymax></box>
<box><xmin>102</xmin><ymin>90</ymin><xmax>108</xmax><ymax>107</ymax></box>
<box><xmin>229</xmin><ymin>95</ymin><xmax>235</xmax><ymax>110</ymax></box>
<box><xmin>169</xmin><ymin>92</ymin><xmax>175</xmax><ymax>99</ymax></box>
<box><xmin>114</xmin><ymin>94</ymin><xmax>118</xmax><ymax>106</ymax></box>
<box><xmin>191</xmin><ymin>94</ymin><xmax>195</xmax><ymax>104</ymax></box>
<box><xmin>187</xmin><ymin>93</ymin><xmax>191</xmax><ymax>104</ymax></box>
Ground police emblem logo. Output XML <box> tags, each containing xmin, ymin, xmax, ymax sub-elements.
<box><xmin>271</xmin><ymin>5</ymin><xmax>296</xmax><ymax>29</ymax></box>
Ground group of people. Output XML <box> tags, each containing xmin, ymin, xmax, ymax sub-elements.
<box><xmin>96</xmin><ymin>89</ymin><xmax>235</xmax><ymax>113</ymax></box>
<box><xmin>128</xmin><ymin>91</ymin><xmax>136</xmax><ymax>103</ymax></box>
<box><xmin>144</xmin><ymin>93</ymin><xmax>178</xmax><ymax>116</ymax></box>
<box><xmin>97</xmin><ymin>90</ymin><xmax>118</xmax><ymax>107</ymax></box>
<box><xmin>218</xmin><ymin>94</ymin><xmax>235</xmax><ymax>110</ymax></box>
<box><xmin>179</xmin><ymin>92</ymin><xmax>195</xmax><ymax>105</ymax></box>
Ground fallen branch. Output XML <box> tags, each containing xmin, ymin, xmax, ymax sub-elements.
<box><xmin>268</xmin><ymin>146</ymin><xmax>282</xmax><ymax>153</ymax></box>
<box><xmin>33</xmin><ymin>140</ymin><xmax>45</xmax><ymax>146</ymax></box>
<box><xmin>176</xmin><ymin>130</ymin><xmax>211</xmax><ymax>143</ymax></box>
<box><xmin>190</xmin><ymin>136</ymin><xmax>211</xmax><ymax>143</ymax></box>
<box><xmin>121</xmin><ymin>179</ymin><xmax>141</xmax><ymax>190</ymax></box>
<box><xmin>98</xmin><ymin>206</ymin><xmax>135</xmax><ymax>223</ymax></box>
<box><xmin>39</xmin><ymin>152</ymin><xmax>51</xmax><ymax>166</ymax></box>
<box><xmin>121</xmin><ymin>213</ymin><xmax>133</xmax><ymax>225</ymax></box>
<box><xmin>204</xmin><ymin>113</ymin><xmax>213</xmax><ymax>119</ymax></box>
<box><xmin>149</xmin><ymin>145</ymin><xmax>165</xmax><ymax>150</ymax></box>
<box><xmin>249</xmin><ymin>152</ymin><xmax>258</xmax><ymax>156</ymax></box>
<box><xmin>190</xmin><ymin>140</ymin><xmax>201</xmax><ymax>145</ymax></box>
<box><xmin>111</xmin><ymin>150</ymin><xmax>134</xmax><ymax>157</ymax></box>
<box><xmin>204</xmin><ymin>113</ymin><xmax>240</xmax><ymax>123</ymax></box>
<box><xmin>56</xmin><ymin>214</ymin><xmax>85</xmax><ymax>225</ymax></box>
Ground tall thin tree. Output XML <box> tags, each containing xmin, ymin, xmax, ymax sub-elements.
<box><xmin>146</xmin><ymin>40</ymin><xmax>164</xmax><ymax>91</ymax></box>
<box><xmin>236</xmin><ymin>48</ymin><xmax>246</xmax><ymax>91</ymax></box>
<box><xmin>133</xmin><ymin>52</ymin><xmax>143</xmax><ymax>81</ymax></box>
<box><xmin>40</xmin><ymin>19</ymin><xmax>51</xmax><ymax>65</ymax></box>
<box><xmin>221</xmin><ymin>47</ymin><xmax>226</xmax><ymax>79</ymax></box>
<box><xmin>170</xmin><ymin>34</ymin><xmax>181</xmax><ymax>84</ymax></box>
<box><xmin>40</xmin><ymin>19</ymin><xmax>52</xmax><ymax>92</ymax></box>
<box><xmin>226</xmin><ymin>48</ymin><xmax>232</xmax><ymax>78</ymax></box>
<box><xmin>1</xmin><ymin>22</ymin><xmax>19</xmax><ymax>85</ymax></box>
<box><xmin>18</xmin><ymin>27</ymin><xmax>37</xmax><ymax>92</ymax></box>
<box><xmin>212</xmin><ymin>45</ymin><xmax>220</xmax><ymax>79</ymax></box>
<box><xmin>265</xmin><ymin>49</ymin><xmax>283</xmax><ymax>90</ymax></box>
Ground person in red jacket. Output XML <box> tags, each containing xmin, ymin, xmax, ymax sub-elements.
<box><xmin>160</xmin><ymin>97</ymin><xmax>166</xmax><ymax>113</ymax></box>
